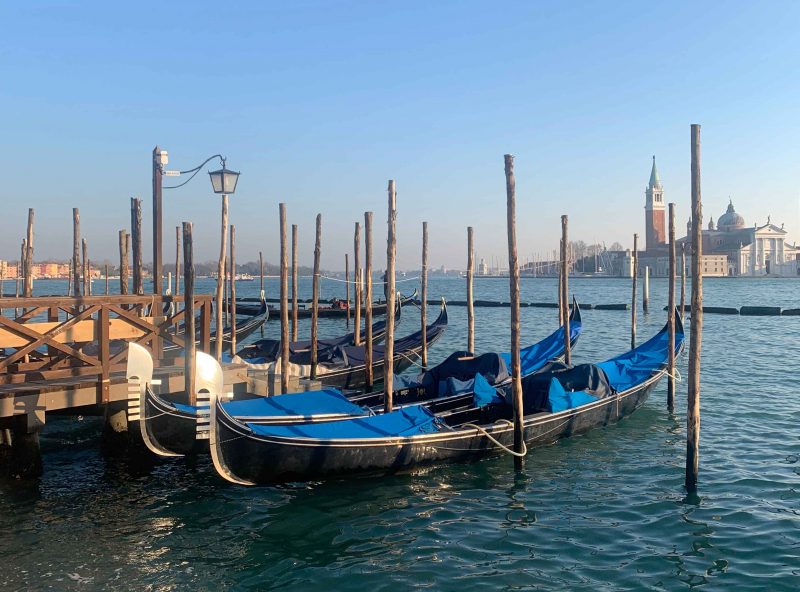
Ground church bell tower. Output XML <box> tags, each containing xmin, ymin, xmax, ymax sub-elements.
<box><xmin>644</xmin><ymin>155</ymin><xmax>666</xmax><ymax>252</ymax></box>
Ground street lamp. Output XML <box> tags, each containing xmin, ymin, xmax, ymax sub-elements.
<box><xmin>208</xmin><ymin>159</ymin><xmax>240</xmax><ymax>195</ymax></box>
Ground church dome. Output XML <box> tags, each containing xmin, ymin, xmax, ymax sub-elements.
<box><xmin>718</xmin><ymin>200</ymin><xmax>745</xmax><ymax>231</ymax></box>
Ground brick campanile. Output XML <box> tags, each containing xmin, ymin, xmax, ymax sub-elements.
<box><xmin>645</xmin><ymin>155</ymin><xmax>666</xmax><ymax>251</ymax></box>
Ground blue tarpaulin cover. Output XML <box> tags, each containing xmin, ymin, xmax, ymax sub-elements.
<box><xmin>172</xmin><ymin>389</ymin><xmax>365</xmax><ymax>419</ymax></box>
<box><xmin>247</xmin><ymin>404</ymin><xmax>442</xmax><ymax>439</ymax></box>
<box><xmin>473</xmin><ymin>372</ymin><xmax>504</xmax><ymax>407</ymax></box>
<box><xmin>501</xmin><ymin>320</ymin><xmax>582</xmax><ymax>376</ymax></box>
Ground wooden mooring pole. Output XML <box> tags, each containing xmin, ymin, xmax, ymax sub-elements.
<box><xmin>421</xmin><ymin>221</ymin><xmax>428</xmax><ymax>368</ymax></box>
<box><xmin>119</xmin><ymin>230</ymin><xmax>129</xmax><ymax>295</ymax></box>
<box><xmin>291</xmin><ymin>224</ymin><xmax>299</xmax><ymax>342</ymax></box>
<box><xmin>364</xmin><ymin>212</ymin><xmax>373</xmax><ymax>388</ymax></box>
<box><xmin>467</xmin><ymin>226</ymin><xmax>475</xmax><ymax>352</ymax></box>
<box><xmin>24</xmin><ymin>208</ymin><xmax>33</xmax><ymax>297</ymax></box>
<box><xmin>345</xmin><ymin>253</ymin><xmax>350</xmax><ymax>328</ymax></box>
<box><xmin>505</xmin><ymin>154</ymin><xmax>524</xmax><ymax>466</ymax></box>
<box><xmin>224</xmin><ymin>256</ymin><xmax>230</xmax><ymax>326</ymax></box>
<box><xmin>680</xmin><ymin>244</ymin><xmax>686</xmax><ymax>321</ymax></box>
<box><xmin>279</xmin><ymin>203</ymin><xmax>290</xmax><ymax>393</ymax></box>
<box><xmin>72</xmin><ymin>208</ymin><xmax>81</xmax><ymax>297</ymax></box>
<box><xmin>175</xmin><ymin>226</ymin><xmax>181</xmax><ymax>296</ymax></box>
<box><xmin>353</xmin><ymin>222</ymin><xmax>362</xmax><ymax>345</ymax></box>
<box><xmin>561</xmin><ymin>215</ymin><xmax>570</xmax><ymax>366</ymax></box>
<box><xmin>82</xmin><ymin>239</ymin><xmax>89</xmax><ymax>296</ymax></box>
<box><xmin>311</xmin><ymin>214</ymin><xmax>322</xmax><ymax>379</ymax></box>
<box><xmin>686</xmin><ymin>123</ymin><xmax>704</xmax><ymax>494</ymax></box>
<box><xmin>667</xmin><ymin>202</ymin><xmax>676</xmax><ymax>412</ymax></box>
<box><xmin>105</xmin><ymin>264</ymin><xmax>109</xmax><ymax>295</ymax></box>
<box><xmin>229</xmin><ymin>225</ymin><xmax>237</xmax><ymax>355</ymax></box>
<box><xmin>384</xmin><ymin>181</ymin><xmax>397</xmax><ymax>413</ymax></box>
<box><xmin>183</xmin><ymin>222</ymin><xmax>196</xmax><ymax>405</ymax></box>
<box><xmin>214</xmin><ymin>194</ymin><xmax>229</xmax><ymax>361</ymax></box>
<box><xmin>131</xmin><ymin>197</ymin><xmax>143</xmax><ymax>295</ymax></box>
<box><xmin>259</xmin><ymin>251</ymin><xmax>264</xmax><ymax>297</ymax></box>
<box><xmin>631</xmin><ymin>233</ymin><xmax>638</xmax><ymax>349</ymax></box>
<box><xmin>643</xmin><ymin>266</ymin><xmax>650</xmax><ymax>313</ymax></box>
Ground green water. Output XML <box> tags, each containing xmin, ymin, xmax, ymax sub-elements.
<box><xmin>1</xmin><ymin>277</ymin><xmax>799</xmax><ymax>590</ymax></box>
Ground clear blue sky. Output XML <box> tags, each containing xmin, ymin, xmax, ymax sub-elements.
<box><xmin>1</xmin><ymin>1</ymin><xmax>798</xmax><ymax>270</ymax></box>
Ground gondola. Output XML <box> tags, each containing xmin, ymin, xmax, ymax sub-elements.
<box><xmin>126</xmin><ymin>300</ymin><xmax>448</xmax><ymax>456</ymax></box>
<box><xmin>228</xmin><ymin>289</ymin><xmax>418</xmax><ymax>318</ymax></box>
<box><xmin>232</xmin><ymin>298</ymin><xmax>401</xmax><ymax>365</ymax></box>
<box><xmin>209</xmin><ymin>311</ymin><xmax>684</xmax><ymax>485</ymax></box>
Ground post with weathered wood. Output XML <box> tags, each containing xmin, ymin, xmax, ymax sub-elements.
<box><xmin>82</xmin><ymin>239</ymin><xmax>89</xmax><ymax>296</ymax></box>
<box><xmin>558</xmin><ymin>239</ymin><xmax>564</xmax><ymax>324</ymax></box>
<box><xmin>279</xmin><ymin>203</ymin><xmax>290</xmax><ymax>393</ymax></box>
<box><xmin>384</xmin><ymin>181</ymin><xmax>397</xmax><ymax>413</ymax></box>
<box><xmin>131</xmin><ymin>197</ymin><xmax>143</xmax><ymax>295</ymax></box>
<box><xmin>311</xmin><ymin>214</ymin><xmax>322</xmax><ymax>379</ymax></box>
<box><xmin>467</xmin><ymin>226</ymin><xmax>475</xmax><ymax>352</ymax></box>
<box><xmin>119</xmin><ymin>230</ymin><xmax>129</xmax><ymax>295</ymax></box>
<box><xmin>24</xmin><ymin>208</ymin><xmax>34</xmax><ymax>297</ymax></box>
<box><xmin>19</xmin><ymin>240</ymin><xmax>26</xmax><ymax>305</ymax></box>
<box><xmin>105</xmin><ymin>264</ymin><xmax>109</xmax><ymax>295</ymax></box>
<box><xmin>291</xmin><ymin>224</ymin><xmax>299</xmax><ymax>342</ymax></box>
<box><xmin>224</xmin><ymin>256</ymin><xmax>230</xmax><ymax>326</ymax></box>
<box><xmin>364</xmin><ymin>212</ymin><xmax>373</xmax><ymax>388</ymax></box>
<box><xmin>175</xmin><ymin>226</ymin><xmax>181</xmax><ymax>296</ymax></box>
<box><xmin>183</xmin><ymin>222</ymin><xmax>196</xmax><ymax>405</ymax></box>
<box><xmin>345</xmin><ymin>254</ymin><xmax>351</xmax><ymax>327</ymax></box>
<box><xmin>214</xmin><ymin>194</ymin><xmax>229</xmax><ymax>361</ymax></box>
<box><xmin>686</xmin><ymin>124</ymin><xmax>704</xmax><ymax>494</ymax></box>
<box><xmin>421</xmin><ymin>221</ymin><xmax>428</xmax><ymax>368</ymax></box>
<box><xmin>259</xmin><ymin>251</ymin><xmax>264</xmax><ymax>297</ymax></box>
<box><xmin>353</xmin><ymin>222</ymin><xmax>362</xmax><ymax>345</ymax></box>
<box><xmin>643</xmin><ymin>265</ymin><xmax>650</xmax><ymax>313</ymax></box>
<box><xmin>667</xmin><ymin>202</ymin><xmax>676</xmax><ymax>412</ymax></box>
<box><xmin>72</xmin><ymin>208</ymin><xmax>81</xmax><ymax>297</ymax></box>
<box><xmin>631</xmin><ymin>233</ymin><xmax>638</xmax><ymax>349</ymax></box>
<box><xmin>680</xmin><ymin>244</ymin><xmax>687</xmax><ymax>321</ymax></box>
<box><xmin>505</xmin><ymin>154</ymin><xmax>524</xmax><ymax>466</ymax></box>
<box><xmin>561</xmin><ymin>215</ymin><xmax>571</xmax><ymax>366</ymax></box>
<box><xmin>229</xmin><ymin>225</ymin><xmax>237</xmax><ymax>354</ymax></box>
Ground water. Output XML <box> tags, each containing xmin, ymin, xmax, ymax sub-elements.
<box><xmin>1</xmin><ymin>277</ymin><xmax>799</xmax><ymax>590</ymax></box>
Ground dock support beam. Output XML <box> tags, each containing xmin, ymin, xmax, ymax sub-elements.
<box><xmin>0</xmin><ymin>415</ymin><xmax>43</xmax><ymax>479</ymax></box>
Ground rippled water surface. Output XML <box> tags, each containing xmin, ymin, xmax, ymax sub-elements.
<box><xmin>1</xmin><ymin>277</ymin><xmax>799</xmax><ymax>590</ymax></box>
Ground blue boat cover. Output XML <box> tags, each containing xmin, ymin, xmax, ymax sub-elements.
<box><xmin>247</xmin><ymin>404</ymin><xmax>442</xmax><ymax>439</ymax></box>
<box><xmin>473</xmin><ymin>372</ymin><xmax>504</xmax><ymax>407</ymax></box>
<box><xmin>500</xmin><ymin>319</ymin><xmax>582</xmax><ymax>376</ymax></box>
<box><xmin>171</xmin><ymin>388</ymin><xmax>365</xmax><ymax>419</ymax></box>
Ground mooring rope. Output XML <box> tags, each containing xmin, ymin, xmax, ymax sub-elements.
<box><xmin>395</xmin><ymin>349</ymin><xmax>425</xmax><ymax>370</ymax></box>
<box><xmin>313</xmin><ymin>274</ymin><xmax>420</xmax><ymax>285</ymax></box>
<box><xmin>462</xmin><ymin>420</ymin><xmax>528</xmax><ymax>458</ymax></box>
<box><xmin>663</xmin><ymin>367</ymin><xmax>683</xmax><ymax>382</ymax></box>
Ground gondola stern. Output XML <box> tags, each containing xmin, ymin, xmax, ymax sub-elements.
<box><xmin>209</xmin><ymin>397</ymin><xmax>256</xmax><ymax>486</ymax></box>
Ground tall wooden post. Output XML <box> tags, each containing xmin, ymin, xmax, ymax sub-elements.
<box><xmin>686</xmin><ymin>124</ymin><xmax>704</xmax><ymax>494</ymax></box>
<box><xmin>24</xmin><ymin>208</ymin><xmax>34</xmax><ymax>297</ymax></box>
<box><xmin>345</xmin><ymin>254</ymin><xmax>351</xmax><ymax>327</ymax></box>
<box><xmin>680</xmin><ymin>244</ymin><xmax>687</xmax><ymax>321</ymax></box>
<box><xmin>353</xmin><ymin>222</ymin><xmax>362</xmax><ymax>345</ymax></box>
<box><xmin>291</xmin><ymin>224</ymin><xmax>299</xmax><ymax>342</ymax></box>
<box><xmin>467</xmin><ymin>226</ymin><xmax>475</xmax><ymax>352</ymax></box>
<box><xmin>175</xmin><ymin>226</ymin><xmax>181</xmax><ymax>296</ymax></box>
<box><xmin>72</xmin><ymin>208</ymin><xmax>81</xmax><ymax>297</ymax></box>
<box><xmin>505</xmin><ymin>154</ymin><xmax>524</xmax><ymax>464</ymax></box>
<box><xmin>20</xmin><ymin>240</ymin><xmax>26</xmax><ymax>302</ymax></box>
<box><xmin>643</xmin><ymin>266</ymin><xmax>650</xmax><ymax>312</ymax></box>
<box><xmin>421</xmin><ymin>221</ymin><xmax>428</xmax><ymax>368</ymax></box>
<box><xmin>558</xmin><ymin>239</ymin><xmax>564</xmax><ymax>324</ymax></box>
<box><xmin>230</xmin><ymin>225</ymin><xmax>237</xmax><ymax>354</ymax></box>
<box><xmin>384</xmin><ymin>182</ymin><xmax>397</xmax><ymax>413</ymax></box>
<box><xmin>119</xmin><ymin>230</ymin><xmax>129</xmax><ymax>295</ymax></box>
<box><xmin>631</xmin><ymin>233</ymin><xmax>638</xmax><ymax>349</ymax></box>
<box><xmin>152</xmin><ymin>146</ymin><xmax>164</xmax><ymax>296</ymax></box>
<box><xmin>279</xmin><ymin>203</ymin><xmax>290</xmax><ymax>393</ymax></box>
<box><xmin>259</xmin><ymin>251</ymin><xmax>264</xmax><ymax>297</ymax></box>
<box><xmin>224</xmin><ymin>256</ymin><xmax>230</xmax><ymax>326</ymax></box>
<box><xmin>104</xmin><ymin>264</ymin><xmax>109</xmax><ymax>295</ymax></box>
<box><xmin>81</xmin><ymin>239</ymin><xmax>89</xmax><ymax>296</ymax></box>
<box><xmin>214</xmin><ymin>195</ymin><xmax>229</xmax><ymax>361</ymax></box>
<box><xmin>561</xmin><ymin>215</ymin><xmax>570</xmax><ymax>366</ymax></box>
<box><xmin>364</xmin><ymin>212</ymin><xmax>373</xmax><ymax>388</ymax></box>
<box><xmin>183</xmin><ymin>222</ymin><xmax>196</xmax><ymax>405</ymax></box>
<box><xmin>667</xmin><ymin>202</ymin><xmax>676</xmax><ymax>412</ymax></box>
<box><xmin>311</xmin><ymin>214</ymin><xmax>322</xmax><ymax>379</ymax></box>
<box><xmin>131</xmin><ymin>197</ymin><xmax>143</xmax><ymax>295</ymax></box>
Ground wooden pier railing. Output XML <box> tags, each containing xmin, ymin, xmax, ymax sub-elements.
<box><xmin>0</xmin><ymin>294</ymin><xmax>212</xmax><ymax>402</ymax></box>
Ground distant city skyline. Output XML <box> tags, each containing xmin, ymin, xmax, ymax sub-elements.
<box><xmin>1</xmin><ymin>2</ymin><xmax>798</xmax><ymax>271</ymax></box>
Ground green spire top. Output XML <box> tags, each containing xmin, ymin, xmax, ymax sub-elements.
<box><xmin>648</xmin><ymin>155</ymin><xmax>662</xmax><ymax>190</ymax></box>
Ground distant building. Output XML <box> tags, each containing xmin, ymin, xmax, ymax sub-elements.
<box><xmin>478</xmin><ymin>258</ymin><xmax>488</xmax><ymax>275</ymax></box>
<box><xmin>644</xmin><ymin>156</ymin><xmax>666</xmax><ymax>253</ymax></box>
<box><xmin>678</xmin><ymin>200</ymin><xmax>800</xmax><ymax>276</ymax></box>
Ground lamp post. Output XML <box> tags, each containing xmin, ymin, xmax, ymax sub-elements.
<box><xmin>208</xmin><ymin>159</ymin><xmax>240</xmax><ymax>360</ymax></box>
<box><xmin>152</xmin><ymin>146</ymin><xmax>168</xmax><ymax>296</ymax></box>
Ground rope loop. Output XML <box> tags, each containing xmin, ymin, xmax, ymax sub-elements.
<box><xmin>462</xmin><ymin>420</ymin><xmax>528</xmax><ymax>458</ymax></box>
